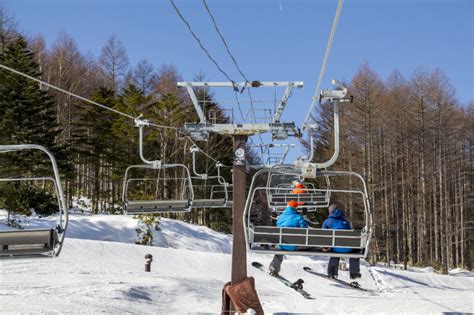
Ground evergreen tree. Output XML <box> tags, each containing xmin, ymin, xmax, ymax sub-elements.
<box><xmin>73</xmin><ymin>87</ymin><xmax>117</xmax><ymax>212</ymax></box>
<box><xmin>0</xmin><ymin>36</ymin><xmax>64</xmax><ymax>216</ymax></box>
<box><xmin>0</xmin><ymin>36</ymin><xmax>59</xmax><ymax>149</ymax></box>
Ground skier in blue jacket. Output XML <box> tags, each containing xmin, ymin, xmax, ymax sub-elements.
<box><xmin>268</xmin><ymin>200</ymin><xmax>308</xmax><ymax>276</ymax></box>
<box><xmin>322</xmin><ymin>204</ymin><xmax>361</xmax><ymax>280</ymax></box>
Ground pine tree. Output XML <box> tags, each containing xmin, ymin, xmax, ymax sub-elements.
<box><xmin>73</xmin><ymin>87</ymin><xmax>117</xmax><ymax>212</ymax></box>
<box><xmin>0</xmin><ymin>36</ymin><xmax>65</xmax><ymax>215</ymax></box>
<box><xmin>0</xmin><ymin>36</ymin><xmax>59</xmax><ymax>149</ymax></box>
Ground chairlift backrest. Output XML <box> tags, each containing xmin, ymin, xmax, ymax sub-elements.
<box><xmin>0</xmin><ymin>144</ymin><xmax>68</xmax><ymax>259</ymax></box>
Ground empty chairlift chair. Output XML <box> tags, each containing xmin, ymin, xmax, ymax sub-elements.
<box><xmin>210</xmin><ymin>184</ymin><xmax>233</xmax><ymax>208</ymax></box>
<box><xmin>122</xmin><ymin>119</ymin><xmax>194</xmax><ymax>214</ymax></box>
<box><xmin>122</xmin><ymin>163</ymin><xmax>194</xmax><ymax>214</ymax></box>
<box><xmin>0</xmin><ymin>144</ymin><xmax>68</xmax><ymax>259</ymax></box>
<box><xmin>191</xmin><ymin>175</ymin><xmax>229</xmax><ymax>208</ymax></box>
<box><xmin>266</xmin><ymin>167</ymin><xmax>331</xmax><ymax>211</ymax></box>
<box><xmin>244</xmin><ymin>167</ymin><xmax>373</xmax><ymax>259</ymax></box>
<box><xmin>188</xmin><ymin>146</ymin><xmax>231</xmax><ymax>209</ymax></box>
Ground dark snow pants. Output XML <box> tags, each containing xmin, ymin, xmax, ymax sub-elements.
<box><xmin>327</xmin><ymin>257</ymin><xmax>360</xmax><ymax>276</ymax></box>
<box><xmin>269</xmin><ymin>254</ymin><xmax>284</xmax><ymax>273</ymax></box>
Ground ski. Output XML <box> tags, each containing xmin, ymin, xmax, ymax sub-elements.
<box><xmin>252</xmin><ymin>262</ymin><xmax>315</xmax><ymax>300</ymax></box>
<box><xmin>303</xmin><ymin>266</ymin><xmax>372</xmax><ymax>293</ymax></box>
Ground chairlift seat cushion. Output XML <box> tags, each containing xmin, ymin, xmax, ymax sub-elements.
<box><xmin>125</xmin><ymin>200</ymin><xmax>190</xmax><ymax>213</ymax></box>
<box><xmin>192</xmin><ymin>199</ymin><xmax>226</xmax><ymax>208</ymax></box>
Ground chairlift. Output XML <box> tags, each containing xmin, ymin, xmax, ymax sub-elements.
<box><xmin>122</xmin><ymin>119</ymin><xmax>194</xmax><ymax>214</ymax></box>
<box><xmin>0</xmin><ymin>144</ymin><xmax>68</xmax><ymax>259</ymax></box>
<box><xmin>243</xmin><ymin>167</ymin><xmax>373</xmax><ymax>258</ymax></box>
<box><xmin>189</xmin><ymin>146</ymin><xmax>231</xmax><ymax>209</ymax></box>
<box><xmin>243</xmin><ymin>82</ymin><xmax>373</xmax><ymax>259</ymax></box>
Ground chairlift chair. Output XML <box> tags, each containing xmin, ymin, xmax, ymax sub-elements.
<box><xmin>0</xmin><ymin>144</ymin><xmax>68</xmax><ymax>259</ymax></box>
<box><xmin>190</xmin><ymin>176</ymin><xmax>230</xmax><ymax>208</ymax></box>
<box><xmin>210</xmin><ymin>184</ymin><xmax>233</xmax><ymax>208</ymax></box>
<box><xmin>243</xmin><ymin>167</ymin><xmax>373</xmax><ymax>259</ymax></box>
<box><xmin>188</xmin><ymin>145</ymin><xmax>231</xmax><ymax>209</ymax></box>
<box><xmin>265</xmin><ymin>166</ymin><xmax>331</xmax><ymax>211</ymax></box>
<box><xmin>122</xmin><ymin>119</ymin><xmax>194</xmax><ymax>214</ymax></box>
<box><xmin>122</xmin><ymin>164</ymin><xmax>194</xmax><ymax>214</ymax></box>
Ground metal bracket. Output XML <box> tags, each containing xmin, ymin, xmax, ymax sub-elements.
<box><xmin>178</xmin><ymin>81</ymin><xmax>303</xmax><ymax>139</ymax></box>
<box><xmin>320</xmin><ymin>79</ymin><xmax>348</xmax><ymax>102</ymax></box>
<box><xmin>181</xmin><ymin>122</ymin><xmax>300</xmax><ymax>141</ymax></box>
<box><xmin>151</xmin><ymin>160</ymin><xmax>162</xmax><ymax>169</ymax></box>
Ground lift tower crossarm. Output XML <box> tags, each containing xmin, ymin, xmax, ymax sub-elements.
<box><xmin>178</xmin><ymin>81</ymin><xmax>303</xmax><ymax>126</ymax></box>
<box><xmin>177</xmin><ymin>81</ymin><xmax>304</xmax><ymax>88</ymax></box>
<box><xmin>273</xmin><ymin>85</ymin><xmax>294</xmax><ymax>123</ymax></box>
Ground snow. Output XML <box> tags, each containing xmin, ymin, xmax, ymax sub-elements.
<box><xmin>0</xmin><ymin>212</ymin><xmax>473</xmax><ymax>314</ymax></box>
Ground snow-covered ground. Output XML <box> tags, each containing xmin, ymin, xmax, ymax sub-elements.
<box><xmin>1</xmin><ymin>211</ymin><xmax>473</xmax><ymax>314</ymax></box>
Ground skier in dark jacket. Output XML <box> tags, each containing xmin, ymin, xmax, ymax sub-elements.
<box><xmin>268</xmin><ymin>200</ymin><xmax>307</xmax><ymax>276</ymax></box>
<box><xmin>322</xmin><ymin>204</ymin><xmax>361</xmax><ymax>280</ymax></box>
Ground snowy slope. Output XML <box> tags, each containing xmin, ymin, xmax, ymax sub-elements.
<box><xmin>0</xmin><ymin>210</ymin><xmax>232</xmax><ymax>253</ymax></box>
<box><xmin>0</xmin><ymin>213</ymin><xmax>473</xmax><ymax>314</ymax></box>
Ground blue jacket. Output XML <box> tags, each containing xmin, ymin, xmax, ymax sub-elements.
<box><xmin>276</xmin><ymin>206</ymin><xmax>308</xmax><ymax>251</ymax></box>
<box><xmin>322</xmin><ymin>208</ymin><xmax>352</xmax><ymax>253</ymax></box>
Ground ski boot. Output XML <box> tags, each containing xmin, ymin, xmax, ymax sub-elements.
<box><xmin>269</xmin><ymin>270</ymin><xmax>279</xmax><ymax>277</ymax></box>
<box><xmin>349</xmin><ymin>281</ymin><xmax>361</xmax><ymax>289</ymax></box>
<box><xmin>350</xmin><ymin>272</ymin><xmax>362</xmax><ymax>280</ymax></box>
<box><xmin>328</xmin><ymin>272</ymin><xmax>338</xmax><ymax>280</ymax></box>
<box><xmin>291</xmin><ymin>279</ymin><xmax>304</xmax><ymax>290</ymax></box>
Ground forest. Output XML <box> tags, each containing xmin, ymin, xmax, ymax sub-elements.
<box><xmin>0</xmin><ymin>9</ymin><xmax>472</xmax><ymax>272</ymax></box>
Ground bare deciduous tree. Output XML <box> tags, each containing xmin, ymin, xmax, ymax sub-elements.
<box><xmin>98</xmin><ymin>35</ymin><xmax>129</xmax><ymax>93</ymax></box>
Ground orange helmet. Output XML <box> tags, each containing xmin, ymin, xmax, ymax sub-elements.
<box><xmin>287</xmin><ymin>200</ymin><xmax>305</xmax><ymax>208</ymax></box>
<box><xmin>295</xmin><ymin>182</ymin><xmax>304</xmax><ymax>188</ymax></box>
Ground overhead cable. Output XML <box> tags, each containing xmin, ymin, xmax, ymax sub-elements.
<box><xmin>202</xmin><ymin>0</ymin><xmax>249</xmax><ymax>83</ymax></box>
<box><xmin>186</xmin><ymin>136</ymin><xmax>230</xmax><ymax>168</ymax></box>
<box><xmin>169</xmin><ymin>0</ymin><xmax>237</xmax><ymax>85</ymax></box>
<box><xmin>0</xmin><ymin>63</ymin><xmax>234</xmax><ymax>168</ymax></box>
<box><xmin>302</xmin><ymin>0</ymin><xmax>344</xmax><ymax>130</ymax></box>
<box><xmin>0</xmin><ymin>64</ymin><xmax>177</xmax><ymax>130</ymax></box>
<box><xmin>202</xmin><ymin>0</ymin><xmax>264</xmax><ymax>149</ymax></box>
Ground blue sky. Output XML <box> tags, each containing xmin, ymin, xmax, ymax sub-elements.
<box><xmin>4</xmin><ymin>0</ymin><xmax>473</xmax><ymax>160</ymax></box>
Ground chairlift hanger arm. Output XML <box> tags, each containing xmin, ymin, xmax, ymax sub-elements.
<box><xmin>296</xmin><ymin>81</ymin><xmax>350</xmax><ymax>173</ymax></box>
<box><xmin>190</xmin><ymin>145</ymin><xmax>208</xmax><ymax>179</ymax></box>
<box><xmin>136</xmin><ymin>120</ymin><xmax>162</xmax><ymax>168</ymax></box>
